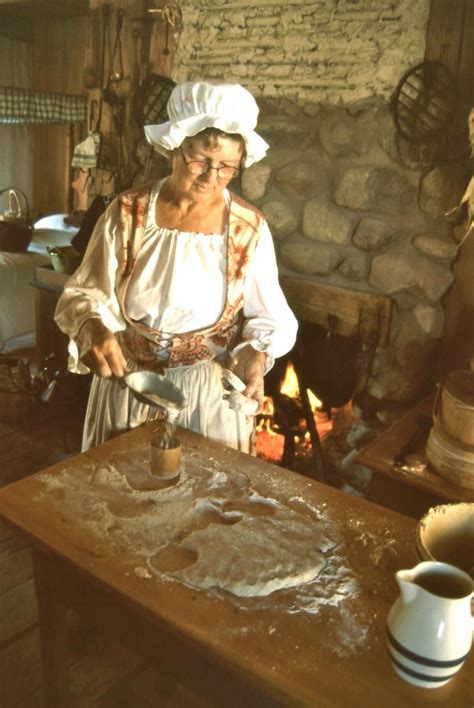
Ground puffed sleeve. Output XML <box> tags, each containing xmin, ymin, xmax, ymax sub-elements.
<box><xmin>54</xmin><ymin>199</ymin><xmax>126</xmax><ymax>373</ymax></box>
<box><xmin>231</xmin><ymin>220</ymin><xmax>298</xmax><ymax>371</ymax></box>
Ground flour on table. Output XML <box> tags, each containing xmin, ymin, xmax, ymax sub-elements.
<box><xmin>35</xmin><ymin>446</ymin><xmax>376</xmax><ymax>655</ymax></box>
<box><xmin>36</xmin><ymin>446</ymin><xmax>365</xmax><ymax>616</ymax></box>
<box><xmin>134</xmin><ymin>566</ymin><xmax>152</xmax><ymax>579</ymax></box>
<box><xmin>155</xmin><ymin>510</ymin><xmax>328</xmax><ymax>597</ymax></box>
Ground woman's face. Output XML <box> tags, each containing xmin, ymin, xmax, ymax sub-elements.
<box><xmin>170</xmin><ymin>134</ymin><xmax>243</xmax><ymax>199</ymax></box>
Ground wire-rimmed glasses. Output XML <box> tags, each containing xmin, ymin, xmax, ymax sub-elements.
<box><xmin>179</xmin><ymin>147</ymin><xmax>240</xmax><ymax>180</ymax></box>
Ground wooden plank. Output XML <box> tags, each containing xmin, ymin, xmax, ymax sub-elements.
<box><xmin>0</xmin><ymin>1</ymin><xmax>88</xmax><ymax>20</ymax></box>
<box><xmin>68</xmin><ymin>637</ymin><xmax>143</xmax><ymax>706</ymax></box>
<box><xmin>424</xmin><ymin>0</ymin><xmax>465</xmax><ymax>75</ymax></box>
<box><xmin>31</xmin><ymin>15</ymin><xmax>88</xmax><ymax>216</ymax></box>
<box><xmin>12</xmin><ymin>687</ymin><xmax>45</xmax><ymax>708</ymax></box>
<box><xmin>0</xmin><ymin>628</ymin><xmax>43</xmax><ymax>708</ymax></box>
<box><xmin>0</xmin><ymin>13</ymin><xmax>33</xmax><ymax>42</ymax></box>
<box><xmin>0</xmin><ymin>546</ymin><xmax>33</xmax><ymax>595</ymax></box>
<box><xmin>457</xmin><ymin>0</ymin><xmax>474</xmax><ymax>122</ymax></box>
<box><xmin>0</xmin><ymin>532</ymin><xmax>28</xmax><ymax>564</ymax></box>
<box><xmin>279</xmin><ymin>274</ymin><xmax>392</xmax><ymax>346</ymax></box>
<box><xmin>0</xmin><ymin>518</ymin><xmax>16</xmax><ymax>542</ymax></box>
<box><xmin>0</xmin><ymin>578</ymin><xmax>38</xmax><ymax>646</ymax></box>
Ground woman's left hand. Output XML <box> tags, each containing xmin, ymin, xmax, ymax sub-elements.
<box><xmin>231</xmin><ymin>345</ymin><xmax>266</xmax><ymax>414</ymax></box>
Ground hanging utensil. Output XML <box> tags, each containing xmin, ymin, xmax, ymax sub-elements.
<box><xmin>163</xmin><ymin>22</ymin><xmax>170</xmax><ymax>55</ymax></box>
<box><xmin>108</xmin><ymin>8</ymin><xmax>125</xmax><ymax>84</ymax></box>
<box><xmin>0</xmin><ymin>188</ymin><xmax>32</xmax><ymax>253</ymax></box>
<box><xmin>122</xmin><ymin>370</ymin><xmax>187</xmax><ymax>424</ymax></box>
<box><xmin>95</xmin><ymin>2</ymin><xmax>112</xmax><ymax>133</ymax></box>
<box><xmin>147</xmin><ymin>2</ymin><xmax>182</xmax><ymax>57</ymax></box>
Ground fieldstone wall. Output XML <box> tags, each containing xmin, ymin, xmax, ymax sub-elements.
<box><xmin>237</xmin><ymin>98</ymin><xmax>468</xmax><ymax>421</ymax></box>
<box><xmin>173</xmin><ymin>0</ymin><xmax>429</xmax><ymax>105</ymax></box>
<box><xmin>170</xmin><ymin>0</ymin><xmax>471</xmax><ymax>486</ymax></box>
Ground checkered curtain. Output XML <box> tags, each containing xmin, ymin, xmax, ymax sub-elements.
<box><xmin>0</xmin><ymin>86</ymin><xmax>87</xmax><ymax>124</ymax></box>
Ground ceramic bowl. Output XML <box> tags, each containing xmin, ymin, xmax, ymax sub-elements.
<box><xmin>416</xmin><ymin>503</ymin><xmax>474</xmax><ymax>579</ymax></box>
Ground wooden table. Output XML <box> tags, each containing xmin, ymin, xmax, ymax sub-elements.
<box><xmin>356</xmin><ymin>395</ymin><xmax>474</xmax><ymax>518</ymax></box>
<box><xmin>0</xmin><ymin>426</ymin><xmax>472</xmax><ymax>708</ymax></box>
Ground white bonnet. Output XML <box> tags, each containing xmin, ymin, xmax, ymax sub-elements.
<box><xmin>144</xmin><ymin>81</ymin><xmax>269</xmax><ymax>167</ymax></box>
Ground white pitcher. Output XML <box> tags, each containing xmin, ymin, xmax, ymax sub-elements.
<box><xmin>387</xmin><ymin>561</ymin><xmax>473</xmax><ymax>688</ymax></box>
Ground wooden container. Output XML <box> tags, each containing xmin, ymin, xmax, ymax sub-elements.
<box><xmin>416</xmin><ymin>503</ymin><xmax>474</xmax><ymax>578</ymax></box>
<box><xmin>150</xmin><ymin>435</ymin><xmax>181</xmax><ymax>480</ymax></box>
<box><xmin>439</xmin><ymin>370</ymin><xmax>474</xmax><ymax>448</ymax></box>
<box><xmin>426</xmin><ymin>421</ymin><xmax>474</xmax><ymax>490</ymax></box>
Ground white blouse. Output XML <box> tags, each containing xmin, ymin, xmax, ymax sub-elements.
<box><xmin>55</xmin><ymin>180</ymin><xmax>297</xmax><ymax>373</ymax></box>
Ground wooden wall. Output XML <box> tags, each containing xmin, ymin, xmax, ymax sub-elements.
<box><xmin>31</xmin><ymin>16</ymin><xmax>88</xmax><ymax>216</ymax></box>
<box><xmin>425</xmin><ymin>0</ymin><xmax>474</xmax><ymax>126</ymax></box>
<box><xmin>30</xmin><ymin>0</ymin><xmax>176</xmax><ymax>216</ymax></box>
<box><xmin>425</xmin><ymin>0</ymin><xmax>474</xmax><ymax>374</ymax></box>
<box><xmin>84</xmin><ymin>0</ymin><xmax>175</xmax><ymax>196</ymax></box>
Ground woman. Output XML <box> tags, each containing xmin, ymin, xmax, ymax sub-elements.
<box><xmin>55</xmin><ymin>81</ymin><xmax>297</xmax><ymax>452</ymax></box>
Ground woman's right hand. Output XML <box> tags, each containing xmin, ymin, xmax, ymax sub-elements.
<box><xmin>79</xmin><ymin>319</ymin><xmax>129</xmax><ymax>378</ymax></box>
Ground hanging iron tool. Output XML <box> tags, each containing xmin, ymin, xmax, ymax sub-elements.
<box><xmin>130</xmin><ymin>74</ymin><xmax>176</xmax><ymax>183</ymax></box>
<box><xmin>147</xmin><ymin>2</ymin><xmax>182</xmax><ymax>56</ymax></box>
<box><xmin>100</xmin><ymin>8</ymin><xmax>128</xmax><ymax>189</ymax></box>
<box><xmin>107</xmin><ymin>8</ymin><xmax>125</xmax><ymax>86</ymax></box>
<box><xmin>95</xmin><ymin>2</ymin><xmax>112</xmax><ymax>134</ymax></box>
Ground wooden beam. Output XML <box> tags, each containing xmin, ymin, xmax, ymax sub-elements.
<box><xmin>279</xmin><ymin>274</ymin><xmax>393</xmax><ymax>346</ymax></box>
<box><xmin>424</xmin><ymin>0</ymin><xmax>466</xmax><ymax>75</ymax></box>
<box><xmin>457</xmin><ymin>0</ymin><xmax>474</xmax><ymax>122</ymax></box>
<box><xmin>0</xmin><ymin>12</ymin><xmax>33</xmax><ymax>41</ymax></box>
<box><xmin>0</xmin><ymin>0</ymin><xmax>88</xmax><ymax>18</ymax></box>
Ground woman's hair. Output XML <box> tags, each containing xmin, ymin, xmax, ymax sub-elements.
<box><xmin>185</xmin><ymin>128</ymin><xmax>247</xmax><ymax>167</ymax></box>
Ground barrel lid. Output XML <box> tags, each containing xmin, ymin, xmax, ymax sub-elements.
<box><xmin>444</xmin><ymin>369</ymin><xmax>474</xmax><ymax>405</ymax></box>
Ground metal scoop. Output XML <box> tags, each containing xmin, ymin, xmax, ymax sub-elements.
<box><xmin>122</xmin><ymin>371</ymin><xmax>187</xmax><ymax>421</ymax></box>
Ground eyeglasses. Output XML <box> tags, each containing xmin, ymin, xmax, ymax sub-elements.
<box><xmin>179</xmin><ymin>147</ymin><xmax>240</xmax><ymax>180</ymax></box>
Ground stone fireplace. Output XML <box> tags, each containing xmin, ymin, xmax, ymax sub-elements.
<box><xmin>168</xmin><ymin>0</ymin><xmax>471</xmax><ymax>489</ymax></box>
<box><xmin>236</xmin><ymin>97</ymin><xmax>466</xmax><ymax>416</ymax></box>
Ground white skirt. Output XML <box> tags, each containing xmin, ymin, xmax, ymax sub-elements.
<box><xmin>82</xmin><ymin>359</ymin><xmax>255</xmax><ymax>454</ymax></box>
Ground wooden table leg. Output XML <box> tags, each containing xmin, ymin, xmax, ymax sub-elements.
<box><xmin>32</xmin><ymin>549</ymin><xmax>70</xmax><ymax>708</ymax></box>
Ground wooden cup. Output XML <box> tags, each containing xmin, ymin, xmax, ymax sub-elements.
<box><xmin>150</xmin><ymin>436</ymin><xmax>181</xmax><ymax>479</ymax></box>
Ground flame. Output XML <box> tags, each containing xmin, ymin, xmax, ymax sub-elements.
<box><xmin>280</xmin><ymin>362</ymin><xmax>299</xmax><ymax>398</ymax></box>
<box><xmin>307</xmin><ymin>388</ymin><xmax>323</xmax><ymax>410</ymax></box>
<box><xmin>279</xmin><ymin>362</ymin><xmax>322</xmax><ymax>411</ymax></box>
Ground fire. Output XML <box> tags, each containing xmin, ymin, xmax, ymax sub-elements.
<box><xmin>256</xmin><ymin>360</ymin><xmax>333</xmax><ymax>464</ymax></box>
<box><xmin>280</xmin><ymin>362</ymin><xmax>322</xmax><ymax>411</ymax></box>
<box><xmin>280</xmin><ymin>361</ymin><xmax>299</xmax><ymax>398</ymax></box>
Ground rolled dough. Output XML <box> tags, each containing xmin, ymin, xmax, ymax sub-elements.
<box><xmin>151</xmin><ymin>509</ymin><xmax>329</xmax><ymax>597</ymax></box>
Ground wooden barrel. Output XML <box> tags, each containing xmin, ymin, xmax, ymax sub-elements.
<box><xmin>439</xmin><ymin>370</ymin><xmax>474</xmax><ymax>448</ymax></box>
<box><xmin>426</xmin><ymin>419</ymin><xmax>474</xmax><ymax>490</ymax></box>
